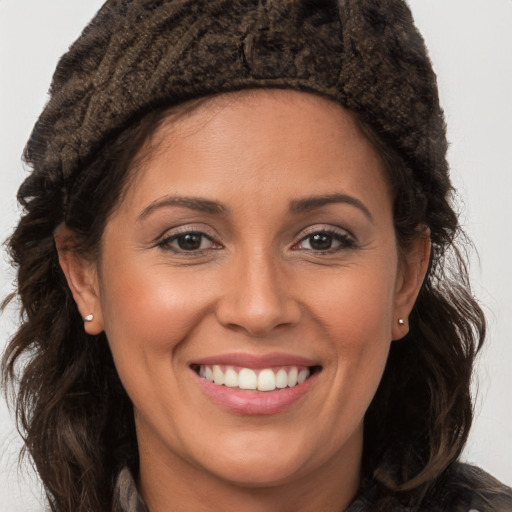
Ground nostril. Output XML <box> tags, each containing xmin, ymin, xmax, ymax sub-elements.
<box><xmin>214</xmin><ymin>272</ymin><xmax>301</xmax><ymax>336</ymax></box>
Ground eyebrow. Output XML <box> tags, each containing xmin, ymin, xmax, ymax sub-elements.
<box><xmin>137</xmin><ymin>196</ymin><xmax>228</xmax><ymax>221</ymax></box>
<box><xmin>289</xmin><ymin>193</ymin><xmax>374</xmax><ymax>222</ymax></box>
<box><xmin>137</xmin><ymin>192</ymin><xmax>373</xmax><ymax>223</ymax></box>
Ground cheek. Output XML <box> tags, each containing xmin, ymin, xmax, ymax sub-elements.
<box><xmin>326</xmin><ymin>291</ymin><xmax>393</xmax><ymax>386</ymax></box>
<box><xmin>299</xmin><ymin>257</ymin><xmax>398</xmax><ymax>410</ymax></box>
<box><xmin>304</xmin><ymin>260</ymin><xmax>397</xmax><ymax>347</ymax></box>
<box><xmin>97</xmin><ymin>262</ymin><xmax>217</xmax><ymax>434</ymax></box>
<box><xmin>97</xmin><ymin>254</ymin><xmax>215</xmax><ymax>385</ymax></box>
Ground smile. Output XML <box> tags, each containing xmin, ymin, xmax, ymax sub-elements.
<box><xmin>195</xmin><ymin>365</ymin><xmax>312</xmax><ymax>392</ymax></box>
<box><xmin>190</xmin><ymin>353</ymin><xmax>322</xmax><ymax>414</ymax></box>
<box><xmin>190</xmin><ymin>357</ymin><xmax>321</xmax><ymax>415</ymax></box>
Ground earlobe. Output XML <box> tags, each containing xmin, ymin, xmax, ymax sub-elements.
<box><xmin>54</xmin><ymin>224</ymin><xmax>104</xmax><ymax>335</ymax></box>
<box><xmin>392</xmin><ymin>230</ymin><xmax>431</xmax><ymax>341</ymax></box>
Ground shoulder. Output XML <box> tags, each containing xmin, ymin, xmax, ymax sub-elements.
<box><xmin>423</xmin><ymin>462</ymin><xmax>512</xmax><ymax>512</ymax></box>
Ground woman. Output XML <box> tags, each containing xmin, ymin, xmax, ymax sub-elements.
<box><xmin>2</xmin><ymin>0</ymin><xmax>511</xmax><ymax>511</ymax></box>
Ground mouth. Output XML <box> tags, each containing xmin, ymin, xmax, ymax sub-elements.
<box><xmin>190</xmin><ymin>364</ymin><xmax>322</xmax><ymax>392</ymax></box>
<box><xmin>189</xmin><ymin>353</ymin><xmax>322</xmax><ymax>415</ymax></box>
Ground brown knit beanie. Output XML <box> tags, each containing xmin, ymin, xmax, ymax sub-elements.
<box><xmin>23</xmin><ymin>0</ymin><xmax>449</xmax><ymax>235</ymax></box>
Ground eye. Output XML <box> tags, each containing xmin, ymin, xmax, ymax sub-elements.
<box><xmin>294</xmin><ymin>229</ymin><xmax>355</xmax><ymax>252</ymax></box>
<box><xmin>158</xmin><ymin>231</ymin><xmax>219</xmax><ymax>252</ymax></box>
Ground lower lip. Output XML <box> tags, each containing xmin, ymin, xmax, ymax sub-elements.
<box><xmin>194</xmin><ymin>371</ymin><xmax>317</xmax><ymax>415</ymax></box>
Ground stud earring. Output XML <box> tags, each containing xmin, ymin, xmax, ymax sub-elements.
<box><xmin>83</xmin><ymin>314</ymin><xmax>94</xmax><ymax>322</ymax></box>
<box><xmin>398</xmin><ymin>318</ymin><xmax>406</xmax><ymax>326</ymax></box>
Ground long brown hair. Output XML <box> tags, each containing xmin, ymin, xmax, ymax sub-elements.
<box><xmin>2</xmin><ymin>0</ymin><xmax>485</xmax><ymax>510</ymax></box>
<box><xmin>2</xmin><ymin>97</ymin><xmax>485</xmax><ymax>511</ymax></box>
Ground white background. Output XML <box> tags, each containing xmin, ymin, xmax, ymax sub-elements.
<box><xmin>1</xmin><ymin>1</ymin><xmax>511</xmax><ymax>509</ymax></box>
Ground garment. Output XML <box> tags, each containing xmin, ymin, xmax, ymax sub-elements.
<box><xmin>113</xmin><ymin>463</ymin><xmax>512</xmax><ymax>512</ymax></box>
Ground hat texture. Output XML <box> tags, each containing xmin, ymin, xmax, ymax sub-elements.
<box><xmin>25</xmin><ymin>0</ymin><xmax>448</xmax><ymax>214</ymax></box>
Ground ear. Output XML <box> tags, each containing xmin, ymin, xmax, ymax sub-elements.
<box><xmin>54</xmin><ymin>224</ymin><xmax>104</xmax><ymax>335</ymax></box>
<box><xmin>392</xmin><ymin>229</ymin><xmax>431</xmax><ymax>341</ymax></box>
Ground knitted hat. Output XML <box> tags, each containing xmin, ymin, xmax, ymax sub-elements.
<box><xmin>24</xmin><ymin>0</ymin><xmax>448</xmax><ymax>222</ymax></box>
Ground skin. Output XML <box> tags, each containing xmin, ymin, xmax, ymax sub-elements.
<box><xmin>57</xmin><ymin>90</ymin><xmax>430</xmax><ymax>512</ymax></box>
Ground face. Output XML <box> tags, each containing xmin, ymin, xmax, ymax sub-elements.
<box><xmin>61</xmin><ymin>90</ymin><xmax>428</xmax><ymax>506</ymax></box>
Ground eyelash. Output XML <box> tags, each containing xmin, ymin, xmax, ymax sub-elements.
<box><xmin>156</xmin><ymin>230</ymin><xmax>220</xmax><ymax>254</ymax></box>
<box><xmin>156</xmin><ymin>227</ymin><xmax>356</xmax><ymax>254</ymax></box>
<box><xmin>292</xmin><ymin>228</ymin><xmax>356</xmax><ymax>254</ymax></box>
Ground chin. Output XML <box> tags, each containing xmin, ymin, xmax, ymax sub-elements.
<box><xmin>183</xmin><ymin>424</ymin><xmax>341</xmax><ymax>489</ymax></box>
<box><xmin>203</xmin><ymin>450</ymin><xmax>310</xmax><ymax>488</ymax></box>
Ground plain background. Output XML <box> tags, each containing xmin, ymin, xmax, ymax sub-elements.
<box><xmin>1</xmin><ymin>1</ymin><xmax>511</xmax><ymax>509</ymax></box>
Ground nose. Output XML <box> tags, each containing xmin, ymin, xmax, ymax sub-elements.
<box><xmin>215</xmin><ymin>249</ymin><xmax>301</xmax><ymax>337</ymax></box>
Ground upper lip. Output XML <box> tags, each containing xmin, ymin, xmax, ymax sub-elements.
<box><xmin>189</xmin><ymin>352</ymin><xmax>320</xmax><ymax>369</ymax></box>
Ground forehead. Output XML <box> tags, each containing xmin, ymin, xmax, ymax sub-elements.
<box><xmin>121</xmin><ymin>89</ymin><xmax>391</xmax><ymax>216</ymax></box>
<box><xmin>138</xmin><ymin>89</ymin><xmax>374</xmax><ymax>160</ymax></box>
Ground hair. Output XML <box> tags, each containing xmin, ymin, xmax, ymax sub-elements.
<box><xmin>2</xmin><ymin>1</ymin><xmax>486</xmax><ymax>511</ymax></box>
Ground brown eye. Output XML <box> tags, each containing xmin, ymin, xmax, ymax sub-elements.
<box><xmin>295</xmin><ymin>229</ymin><xmax>355</xmax><ymax>252</ymax></box>
<box><xmin>158</xmin><ymin>231</ymin><xmax>218</xmax><ymax>252</ymax></box>
<box><xmin>176</xmin><ymin>233</ymin><xmax>203</xmax><ymax>251</ymax></box>
<box><xmin>308</xmin><ymin>233</ymin><xmax>334</xmax><ymax>251</ymax></box>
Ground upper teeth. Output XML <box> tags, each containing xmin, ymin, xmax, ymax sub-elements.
<box><xmin>198</xmin><ymin>365</ymin><xmax>311</xmax><ymax>392</ymax></box>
